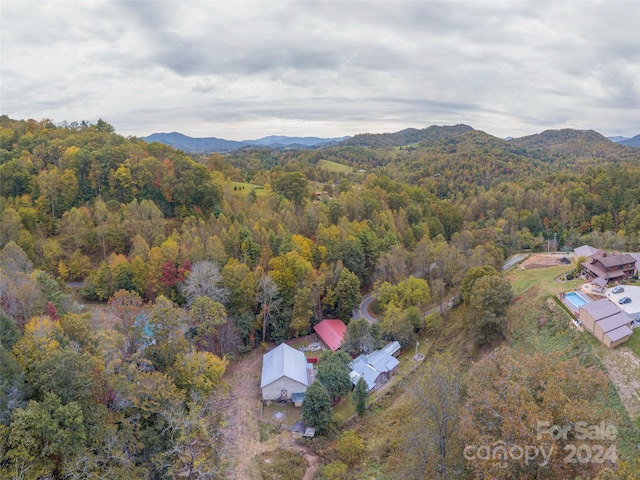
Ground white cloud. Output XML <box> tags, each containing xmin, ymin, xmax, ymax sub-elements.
<box><xmin>1</xmin><ymin>0</ymin><xmax>639</xmax><ymax>139</ymax></box>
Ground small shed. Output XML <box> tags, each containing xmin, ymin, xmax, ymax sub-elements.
<box><xmin>292</xmin><ymin>392</ymin><xmax>305</xmax><ymax>407</ymax></box>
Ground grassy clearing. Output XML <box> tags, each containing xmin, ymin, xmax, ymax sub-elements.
<box><xmin>625</xmin><ymin>330</ymin><xmax>640</xmax><ymax>358</ymax></box>
<box><xmin>259</xmin><ymin>421</ymin><xmax>281</xmax><ymax>442</ymax></box>
<box><xmin>507</xmin><ymin>264</ymin><xmax>579</xmax><ymax>296</ymax></box>
<box><xmin>257</xmin><ymin>448</ymin><xmax>307</xmax><ymax>480</ymax></box>
<box><xmin>318</xmin><ymin>159</ymin><xmax>353</xmax><ymax>173</ymax></box>
<box><xmin>333</xmin><ymin>391</ymin><xmax>355</xmax><ymax>422</ymax></box>
<box><xmin>226</xmin><ymin>181</ymin><xmax>267</xmax><ymax>197</ymax></box>
<box><xmin>262</xmin><ymin>402</ymin><xmax>302</xmax><ymax>427</ymax></box>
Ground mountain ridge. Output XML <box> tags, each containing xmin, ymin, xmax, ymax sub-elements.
<box><xmin>141</xmin><ymin>126</ymin><xmax>640</xmax><ymax>153</ymax></box>
<box><xmin>141</xmin><ymin>132</ymin><xmax>349</xmax><ymax>152</ymax></box>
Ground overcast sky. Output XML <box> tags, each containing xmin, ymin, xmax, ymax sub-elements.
<box><xmin>2</xmin><ymin>1</ymin><xmax>639</xmax><ymax>140</ymax></box>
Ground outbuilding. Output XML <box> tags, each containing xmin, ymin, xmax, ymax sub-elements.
<box><xmin>260</xmin><ymin>343</ymin><xmax>312</xmax><ymax>402</ymax></box>
<box><xmin>313</xmin><ymin>319</ymin><xmax>346</xmax><ymax>351</ymax></box>
<box><xmin>578</xmin><ymin>298</ymin><xmax>633</xmax><ymax>348</ymax></box>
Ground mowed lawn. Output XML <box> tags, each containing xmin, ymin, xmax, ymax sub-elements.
<box><xmin>507</xmin><ymin>264</ymin><xmax>581</xmax><ymax>296</ymax></box>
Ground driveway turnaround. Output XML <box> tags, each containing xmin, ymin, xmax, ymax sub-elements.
<box><xmin>606</xmin><ymin>286</ymin><xmax>640</xmax><ymax>317</ymax></box>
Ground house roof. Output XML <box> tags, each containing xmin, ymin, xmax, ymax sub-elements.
<box><xmin>381</xmin><ymin>341</ymin><xmax>401</xmax><ymax>357</ymax></box>
<box><xmin>581</xmin><ymin>261</ymin><xmax>626</xmax><ymax>279</ymax></box>
<box><xmin>349</xmin><ymin>360</ymin><xmax>379</xmax><ymax>391</ymax></box>
<box><xmin>348</xmin><ymin>342</ymin><xmax>400</xmax><ymax>391</ymax></box>
<box><xmin>596</xmin><ymin>253</ymin><xmax>636</xmax><ymax>269</ymax></box>
<box><xmin>596</xmin><ymin>311</ymin><xmax>631</xmax><ymax>333</ymax></box>
<box><xmin>574</xmin><ymin>245</ymin><xmax>598</xmax><ymax>258</ymax></box>
<box><xmin>313</xmin><ymin>319</ymin><xmax>346</xmax><ymax>351</ymax></box>
<box><xmin>605</xmin><ymin>325</ymin><xmax>633</xmax><ymax>343</ymax></box>
<box><xmin>580</xmin><ymin>298</ymin><xmax>620</xmax><ymax>320</ymax></box>
<box><xmin>260</xmin><ymin>343</ymin><xmax>309</xmax><ymax>389</ymax></box>
<box><xmin>592</xmin><ymin>277</ymin><xmax>607</xmax><ymax>288</ymax></box>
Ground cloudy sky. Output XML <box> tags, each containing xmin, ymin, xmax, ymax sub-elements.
<box><xmin>2</xmin><ymin>1</ymin><xmax>639</xmax><ymax>140</ymax></box>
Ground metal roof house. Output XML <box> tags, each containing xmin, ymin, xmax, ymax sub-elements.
<box><xmin>349</xmin><ymin>341</ymin><xmax>400</xmax><ymax>393</ymax></box>
<box><xmin>313</xmin><ymin>319</ymin><xmax>347</xmax><ymax>351</ymax></box>
<box><xmin>261</xmin><ymin>343</ymin><xmax>313</xmax><ymax>401</ymax></box>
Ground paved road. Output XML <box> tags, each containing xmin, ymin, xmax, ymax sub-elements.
<box><xmin>353</xmin><ymin>293</ymin><xmax>378</xmax><ymax>323</ymax></box>
<box><xmin>503</xmin><ymin>253</ymin><xmax>529</xmax><ymax>271</ymax></box>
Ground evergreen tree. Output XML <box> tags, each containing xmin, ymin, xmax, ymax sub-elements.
<box><xmin>302</xmin><ymin>381</ymin><xmax>332</xmax><ymax>434</ymax></box>
<box><xmin>352</xmin><ymin>377</ymin><xmax>368</xmax><ymax>416</ymax></box>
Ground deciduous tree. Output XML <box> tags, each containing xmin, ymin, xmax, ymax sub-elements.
<box><xmin>316</xmin><ymin>351</ymin><xmax>352</xmax><ymax>403</ymax></box>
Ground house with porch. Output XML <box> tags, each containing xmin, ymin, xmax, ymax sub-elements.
<box><xmin>580</xmin><ymin>250</ymin><xmax>636</xmax><ymax>283</ymax></box>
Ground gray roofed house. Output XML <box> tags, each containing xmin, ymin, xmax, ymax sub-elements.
<box><xmin>261</xmin><ymin>343</ymin><xmax>311</xmax><ymax>401</ymax></box>
<box><xmin>349</xmin><ymin>342</ymin><xmax>400</xmax><ymax>393</ymax></box>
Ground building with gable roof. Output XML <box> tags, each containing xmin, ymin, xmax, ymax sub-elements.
<box><xmin>580</xmin><ymin>250</ymin><xmax>636</xmax><ymax>283</ymax></box>
<box><xmin>578</xmin><ymin>298</ymin><xmax>633</xmax><ymax>348</ymax></box>
<box><xmin>313</xmin><ymin>319</ymin><xmax>346</xmax><ymax>351</ymax></box>
<box><xmin>348</xmin><ymin>341</ymin><xmax>401</xmax><ymax>393</ymax></box>
<box><xmin>261</xmin><ymin>343</ymin><xmax>313</xmax><ymax>401</ymax></box>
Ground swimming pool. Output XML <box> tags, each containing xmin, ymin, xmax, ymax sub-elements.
<box><xmin>565</xmin><ymin>291</ymin><xmax>590</xmax><ymax>310</ymax></box>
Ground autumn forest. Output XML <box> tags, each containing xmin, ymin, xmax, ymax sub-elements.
<box><xmin>2</xmin><ymin>115</ymin><xmax>640</xmax><ymax>479</ymax></box>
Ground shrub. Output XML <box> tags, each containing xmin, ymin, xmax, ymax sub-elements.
<box><xmin>337</xmin><ymin>430</ymin><xmax>364</xmax><ymax>466</ymax></box>
<box><xmin>321</xmin><ymin>461</ymin><xmax>348</xmax><ymax>480</ymax></box>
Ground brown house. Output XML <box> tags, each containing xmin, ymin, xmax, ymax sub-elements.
<box><xmin>578</xmin><ymin>298</ymin><xmax>633</xmax><ymax>348</ymax></box>
<box><xmin>581</xmin><ymin>251</ymin><xmax>636</xmax><ymax>282</ymax></box>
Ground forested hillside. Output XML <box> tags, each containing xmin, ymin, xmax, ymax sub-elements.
<box><xmin>2</xmin><ymin>115</ymin><xmax>640</xmax><ymax>478</ymax></box>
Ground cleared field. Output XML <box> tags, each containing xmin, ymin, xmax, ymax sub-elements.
<box><xmin>226</xmin><ymin>181</ymin><xmax>268</xmax><ymax>198</ymax></box>
<box><xmin>318</xmin><ymin>159</ymin><xmax>353</xmax><ymax>173</ymax></box>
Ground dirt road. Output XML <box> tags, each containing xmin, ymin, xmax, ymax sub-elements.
<box><xmin>222</xmin><ymin>350</ymin><xmax>265</xmax><ymax>478</ymax></box>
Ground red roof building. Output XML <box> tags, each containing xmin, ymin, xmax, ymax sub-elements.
<box><xmin>313</xmin><ymin>319</ymin><xmax>347</xmax><ymax>351</ymax></box>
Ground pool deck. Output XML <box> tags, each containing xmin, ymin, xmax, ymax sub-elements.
<box><xmin>558</xmin><ymin>291</ymin><xmax>597</xmax><ymax>318</ymax></box>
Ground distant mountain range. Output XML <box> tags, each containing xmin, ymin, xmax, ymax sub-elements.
<box><xmin>140</xmin><ymin>132</ymin><xmax>350</xmax><ymax>153</ymax></box>
<box><xmin>608</xmin><ymin>134</ymin><xmax>640</xmax><ymax>147</ymax></box>
<box><xmin>141</xmin><ymin>127</ymin><xmax>640</xmax><ymax>153</ymax></box>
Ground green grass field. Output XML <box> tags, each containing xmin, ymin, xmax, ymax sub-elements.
<box><xmin>318</xmin><ymin>159</ymin><xmax>353</xmax><ymax>173</ymax></box>
<box><xmin>226</xmin><ymin>181</ymin><xmax>267</xmax><ymax>197</ymax></box>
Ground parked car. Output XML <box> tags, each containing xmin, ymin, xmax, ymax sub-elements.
<box><xmin>618</xmin><ymin>297</ymin><xmax>632</xmax><ymax>305</ymax></box>
<box><xmin>612</xmin><ymin>286</ymin><xmax>625</xmax><ymax>294</ymax></box>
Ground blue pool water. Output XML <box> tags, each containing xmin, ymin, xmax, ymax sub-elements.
<box><xmin>565</xmin><ymin>291</ymin><xmax>589</xmax><ymax>309</ymax></box>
